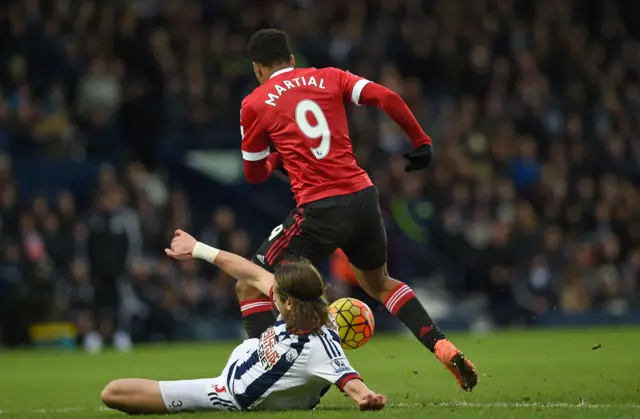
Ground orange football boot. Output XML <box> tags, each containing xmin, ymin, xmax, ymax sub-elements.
<box><xmin>434</xmin><ymin>339</ymin><xmax>478</xmax><ymax>391</ymax></box>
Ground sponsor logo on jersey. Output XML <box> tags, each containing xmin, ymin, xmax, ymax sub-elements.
<box><xmin>256</xmin><ymin>254</ymin><xmax>265</xmax><ymax>264</ymax></box>
<box><xmin>258</xmin><ymin>327</ymin><xmax>280</xmax><ymax>369</ymax></box>
<box><xmin>330</xmin><ymin>357</ymin><xmax>351</xmax><ymax>374</ymax></box>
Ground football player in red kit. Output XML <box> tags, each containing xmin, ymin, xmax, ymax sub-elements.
<box><xmin>238</xmin><ymin>29</ymin><xmax>477</xmax><ymax>392</ymax></box>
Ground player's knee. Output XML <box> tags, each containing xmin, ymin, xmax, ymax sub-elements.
<box><xmin>356</xmin><ymin>266</ymin><xmax>399</xmax><ymax>301</ymax></box>
<box><xmin>101</xmin><ymin>378</ymin><xmax>166</xmax><ymax>414</ymax></box>
<box><xmin>235</xmin><ymin>280</ymin><xmax>265</xmax><ymax>301</ymax></box>
<box><xmin>370</xmin><ymin>275</ymin><xmax>399</xmax><ymax>301</ymax></box>
<box><xmin>101</xmin><ymin>380</ymin><xmax>123</xmax><ymax>409</ymax></box>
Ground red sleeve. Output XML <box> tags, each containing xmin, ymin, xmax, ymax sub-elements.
<box><xmin>240</xmin><ymin>100</ymin><xmax>269</xmax><ymax>159</ymax></box>
<box><xmin>358</xmin><ymin>82</ymin><xmax>431</xmax><ymax>148</ymax></box>
<box><xmin>331</xmin><ymin>67</ymin><xmax>371</xmax><ymax>106</ymax></box>
<box><xmin>244</xmin><ymin>153</ymin><xmax>281</xmax><ymax>185</ymax></box>
<box><xmin>331</xmin><ymin>68</ymin><xmax>430</xmax><ymax>147</ymax></box>
<box><xmin>240</xmin><ymin>100</ymin><xmax>280</xmax><ymax>184</ymax></box>
<box><xmin>336</xmin><ymin>373</ymin><xmax>362</xmax><ymax>392</ymax></box>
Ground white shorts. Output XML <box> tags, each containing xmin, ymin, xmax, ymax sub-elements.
<box><xmin>159</xmin><ymin>339</ymin><xmax>258</xmax><ymax>412</ymax></box>
<box><xmin>159</xmin><ymin>376</ymin><xmax>239</xmax><ymax>412</ymax></box>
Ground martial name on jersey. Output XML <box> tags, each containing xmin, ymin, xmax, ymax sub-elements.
<box><xmin>264</xmin><ymin>76</ymin><xmax>326</xmax><ymax>107</ymax></box>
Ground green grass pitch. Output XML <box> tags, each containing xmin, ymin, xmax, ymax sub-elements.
<box><xmin>0</xmin><ymin>328</ymin><xmax>639</xmax><ymax>419</ymax></box>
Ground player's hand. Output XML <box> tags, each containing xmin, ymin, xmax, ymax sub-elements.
<box><xmin>358</xmin><ymin>393</ymin><xmax>387</xmax><ymax>411</ymax></box>
<box><xmin>165</xmin><ymin>229</ymin><xmax>197</xmax><ymax>260</ymax></box>
<box><xmin>403</xmin><ymin>144</ymin><xmax>432</xmax><ymax>172</ymax></box>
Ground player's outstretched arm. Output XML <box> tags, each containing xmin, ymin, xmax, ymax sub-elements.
<box><xmin>357</xmin><ymin>81</ymin><xmax>433</xmax><ymax>172</ymax></box>
<box><xmin>358</xmin><ymin>82</ymin><xmax>430</xmax><ymax>146</ymax></box>
<box><xmin>342</xmin><ymin>379</ymin><xmax>387</xmax><ymax>411</ymax></box>
<box><xmin>165</xmin><ymin>229</ymin><xmax>274</xmax><ymax>295</ymax></box>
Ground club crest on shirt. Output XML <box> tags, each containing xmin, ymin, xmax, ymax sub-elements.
<box><xmin>285</xmin><ymin>349</ymin><xmax>297</xmax><ymax>363</ymax></box>
<box><xmin>258</xmin><ymin>327</ymin><xmax>280</xmax><ymax>370</ymax></box>
<box><xmin>330</xmin><ymin>357</ymin><xmax>351</xmax><ymax>374</ymax></box>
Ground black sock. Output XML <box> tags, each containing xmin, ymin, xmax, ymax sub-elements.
<box><xmin>384</xmin><ymin>283</ymin><xmax>446</xmax><ymax>352</ymax></box>
<box><xmin>240</xmin><ymin>299</ymin><xmax>277</xmax><ymax>338</ymax></box>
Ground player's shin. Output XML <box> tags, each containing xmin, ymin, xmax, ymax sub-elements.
<box><xmin>354</xmin><ymin>265</ymin><xmax>446</xmax><ymax>353</ymax></box>
<box><xmin>382</xmin><ymin>281</ymin><xmax>446</xmax><ymax>353</ymax></box>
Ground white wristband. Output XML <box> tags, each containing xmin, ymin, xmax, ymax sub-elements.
<box><xmin>192</xmin><ymin>242</ymin><xmax>220</xmax><ymax>263</ymax></box>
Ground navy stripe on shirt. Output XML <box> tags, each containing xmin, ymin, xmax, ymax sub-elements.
<box><xmin>328</xmin><ymin>329</ymin><xmax>341</xmax><ymax>345</ymax></box>
<box><xmin>318</xmin><ymin>334</ymin><xmax>336</xmax><ymax>359</ymax></box>
<box><xmin>226</xmin><ymin>359</ymin><xmax>238</xmax><ymax>397</ymax></box>
<box><xmin>234</xmin><ymin>350</ymin><xmax>260</xmax><ymax>380</ymax></box>
<box><xmin>274</xmin><ymin>321</ymin><xmax>290</xmax><ymax>338</ymax></box>
<box><xmin>326</xmin><ymin>335</ymin><xmax>340</xmax><ymax>358</ymax></box>
<box><xmin>326</xmin><ymin>333</ymin><xmax>341</xmax><ymax>358</ymax></box>
<box><xmin>236</xmin><ymin>322</ymin><xmax>288</xmax><ymax>380</ymax></box>
<box><xmin>234</xmin><ymin>335</ymin><xmax>310</xmax><ymax>409</ymax></box>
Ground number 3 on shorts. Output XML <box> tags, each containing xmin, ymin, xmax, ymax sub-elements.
<box><xmin>269</xmin><ymin>224</ymin><xmax>284</xmax><ymax>241</ymax></box>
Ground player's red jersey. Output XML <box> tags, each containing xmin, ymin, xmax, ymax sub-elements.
<box><xmin>240</xmin><ymin>67</ymin><xmax>374</xmax><ymax>206</ymax></box>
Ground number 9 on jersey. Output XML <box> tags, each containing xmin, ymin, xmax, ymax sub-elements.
<box><xmin>295</xmin><ymin>100</ymin><xmax>331</xmax><ymax>160</ymax></box>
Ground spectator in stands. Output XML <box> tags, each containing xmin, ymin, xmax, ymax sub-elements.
<box><xmin>0</xmin><ymin>0</ymin><xmax>639</xmax><ymax>347</ymax></box>
<box><xmin>85</xmin><ymin>185</ymin><xmax>141</xmax><ymax>350</ymax></box>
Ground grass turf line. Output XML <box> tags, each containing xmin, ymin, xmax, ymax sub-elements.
<box><xmin>0</xmin><ymin>328</ymin><xmax>638</xmax><ymax>419</ymax></box>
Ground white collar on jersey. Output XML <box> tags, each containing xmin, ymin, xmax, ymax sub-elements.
<box><xmin>269</xmin><ymin>67</ymin><xmax>294</xmax><ymax>79</ymax></box>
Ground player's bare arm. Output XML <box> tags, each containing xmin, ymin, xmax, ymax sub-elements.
<box><xmin>342</xmin><ymin>379</ymin><xmax>387</xmax><ymax>411</ymax></box>
<box><xmin>165</xmin><ymin>229</ymin><xmax>274</xmax><ymax>295</ymax></box>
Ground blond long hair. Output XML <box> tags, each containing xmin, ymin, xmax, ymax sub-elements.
<box><xmin>274</xmin><ymin>260</ymin><xmax>332</xmax><ymax>334</ymax></box>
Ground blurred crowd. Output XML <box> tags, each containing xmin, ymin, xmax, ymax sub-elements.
<box><xmin>1</xmin><ymin>0</ymin><xmax>640</xmax><ymax>347</ymax></box>
<box><xmin>0</xmin><ymin>156</ymin><xmax>251</xmax><ymax>348</ymax></box>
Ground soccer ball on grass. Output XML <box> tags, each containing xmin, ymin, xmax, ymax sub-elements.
<box><xmin>329</xmin><ymin>297</ymin><xmax>375</xmax><ymax>349</ymax></box>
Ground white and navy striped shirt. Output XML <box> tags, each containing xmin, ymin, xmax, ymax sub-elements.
<box><xmin>225</xmin><ymin>298</ymin><xmax>360</xmax><ymax>410</ymax></box>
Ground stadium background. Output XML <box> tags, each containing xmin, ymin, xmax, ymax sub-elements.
<box><xmin>0</xmin><ymin>0</ymin><xmax>639</xmax><ymax>350</ymax></box>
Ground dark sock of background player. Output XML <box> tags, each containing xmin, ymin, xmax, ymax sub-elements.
<box><xmin>382</xmin><ymin>282</ymin><xmax>446</xmax><ymax>352</ymax></box>
<box><xmin>239</xmin><ymin>298</ymin><xmax>276</xmax><ymax>338</ymax></box>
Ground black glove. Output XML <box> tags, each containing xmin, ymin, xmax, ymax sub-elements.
<box><xmin>403</xmin><ymin>144</ymin><xmax>433</xmax><ymax>172</ymax></box>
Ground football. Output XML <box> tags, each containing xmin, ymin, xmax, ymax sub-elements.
<box><xmin>329</xmin><ymin>297</ymin><xmax>375</xmax><ymax>349</ymax></box>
